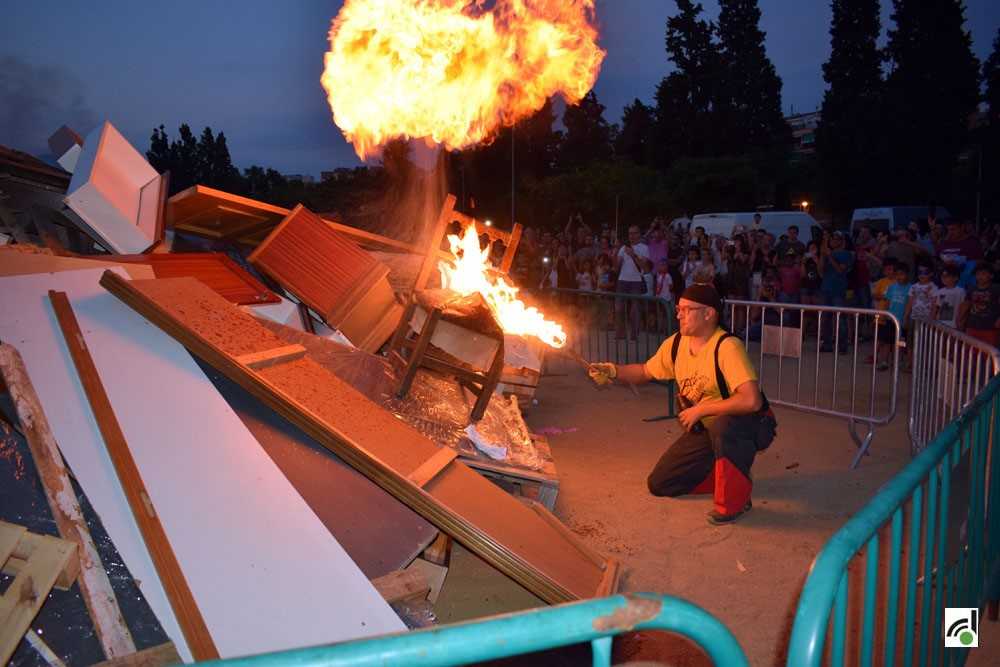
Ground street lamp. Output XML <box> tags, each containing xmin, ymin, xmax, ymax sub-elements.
<box><xmin>800</xmin><ymin>200</ymin><xmax>810</xmax><ymax>212</ymax></box>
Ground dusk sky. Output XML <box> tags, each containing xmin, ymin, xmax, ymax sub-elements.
<box><xmin>3</xmin><ymin>1</ymin><xmax>998</xmax><ymax>177</ymax></box>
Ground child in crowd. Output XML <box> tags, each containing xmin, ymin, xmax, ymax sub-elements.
<box><xmin>681</xmin><ymin>247</ymin><xmax>701</xmax><ymax>287</ymax></box>
<box><xmin>903</xmin><ymin>264</ymin><xmax>938</xmax><ymax>368</ymax></box>
<box><xmin>596</xmin><ymin>255</ymin><xmax>614</xmax><ymax>292</ymax></box>
<box><xmin>877</xmin><ymin>263</ymin><xmax>911</xmax><ymax>371</ymax></box>
<box><xmin>933</xmin><ymin>264</ymin><xmax>965</xmax><ymax>329</ymax></box>
<box><xmin>654</xmin><ymin>258</ymin><xmax>674</xmax><ymax>302</ymax></box>
<box><xmin>576</xmin><ymin>258</ymin><xmax>596</xmax><ymax>291</ymax></box>
<box><xmin>777</xmin><ymin>252</ymin><xmax>802</xmax><ymax>303</ymax></box>
<box><xmin>961</xmin><ymin>263</ymin><xmax>1000</xmax><ymax>347</ymax></box>
<box><xmin>872</xmin><ymin>258</ymin><xmax>897</xmax><ymax>311</ymax></box>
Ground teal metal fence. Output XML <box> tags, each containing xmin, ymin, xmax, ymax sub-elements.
<box><xmin>198</xmin><ymin>593</ymin><xmax>749</xmax><ymax>667</ymax></box>
<box><xmin>786</xmin><ymin>373</ymin><xmax>1000</xmax><ymax>666</ymax></box>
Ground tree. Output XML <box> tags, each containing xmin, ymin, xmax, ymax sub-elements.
<box><xmin>815</xmin><ymin>0</ymin><xmax>884</xmax><ymax>218</ymax></box>
<box><xmin>615</xmin><ymin>98</ymin><xmax>654</xmax><ymax>165</ymax></box>
<box><xmin>980</xmin><ymin>28</ymin><xmax>1000</xmax><ymax>222</ymax></box>
<box><xmin>146</xmin><ymin>123</ymin><xmax>239</xmax><ymax>194</ymax></box>
<box><xmin>557</xmin><ymin>90</ymin><xmax>613</xmax><ymax>170</ymax></box>
<box><xmin>882</xmin><ymin>0</ymin><xmax>980</xmax><ymax>203</ymax></box>
<box><xmin>651</xmin><ymin>0</ymin><xmax>724</xmax><ymax>167</ymax></box>
<box><xmin>715</xmin><ymin>0</ymin><xmax>790</xmax><ymax>156</ymax></box>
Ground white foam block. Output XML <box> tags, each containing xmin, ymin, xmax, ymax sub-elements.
<box><xmin>0</xmin><ymin>269</ymin><xmax>404</xmax><ymax>662</ymax></box>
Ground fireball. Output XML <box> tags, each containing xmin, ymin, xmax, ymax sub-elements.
<box><xmin>322</xmin><ymin>0</ymin><xmax>605</xmax><ymax>159</ymax></box>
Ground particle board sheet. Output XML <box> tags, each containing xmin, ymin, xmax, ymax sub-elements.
<box><xmin>248</xmin><ymin>205</ymin><xmax>388</xmax><ymax>324</ymax></box>
<box><xmin>101</xmin><ymin>273</ymin><xmax>618</xmax><ymax>603</ymax></box>
<box><xmin>199</xmin><ymin>361</ymin><xmax>438</xmax><ymax>579</ymax></box>
<box><xmin>109</xmin><ymin>252</ymin><xmax>280</xmax><ymax>305</ymax></box>
<box><xmin>0</xmin><ymin>269</ymin><xmax>404</xmax><ymax>663</ymax></box>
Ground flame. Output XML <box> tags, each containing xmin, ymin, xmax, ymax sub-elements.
<box><xmin>439</xmin><ymin>226</ymin><xmax>566</xmax><ymax>348</ymax></box>
<box><xmin>322</xmin><ymin>0</ymin><xmax>605</xmax><ymax>159</ymax></box>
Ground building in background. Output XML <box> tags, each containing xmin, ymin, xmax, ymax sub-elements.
<box><xmin>786</xmin><ymin>111</ymin><xmax>820</xmax><ymax>157</ymax></box>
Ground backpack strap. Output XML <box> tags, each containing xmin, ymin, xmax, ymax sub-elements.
<box><xmin>670</xmin><ymin>333</ymin><xmax>681</xmax><ymax>365</ymax></box>
<box><xmin>714</xmin><ymin>333</ymin><xmax>734</xmax><ymax>400</ymax></box>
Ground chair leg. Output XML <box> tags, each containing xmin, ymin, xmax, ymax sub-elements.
<box><xmin>470</xmin><ymin>342</ymin><xmax>505</xmax><ymax>421</ymax></box>
<box><xmin>397</xmin><ymin>308</ymin><xmax>441</xmax><ymax>399</ymax></box>
<box><xmin>387</xmin><ymin>299</ymin><xmax>417</xmax><ymax>359</ymax></box>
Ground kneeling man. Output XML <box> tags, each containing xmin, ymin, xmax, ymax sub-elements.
<box><xmin>589</xmin><ymin>284</ymin><xmax>777</xmax><ymax>524</ymax></box>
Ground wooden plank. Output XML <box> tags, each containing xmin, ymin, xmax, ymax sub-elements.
<box><xmin>0</xmin><ymin>343</ymin><xmax>136</xmax><ymax>659</ymax></box>
<box><xmin>3</xmin><ymin>530</ymin><xmax>81</xmax><ymax>590</ymax></box>
<box><xmin>0</xmin><ymin>522</ymin><xmax>26</xmax><ymax>565</ymax></box>
<box><xmin>421</xmin><ymin>533</ymin><xmax>452</xmax><ymax>567</ymax></box>
<box><xmin>91</xmin><ymin>642</ymin><xmax>182</xmax><ymax>667</ymax></box>
<box><xmin>523</xmin><ymin>500</ymin><xmax>607</xmax><ymax>571</ymax></box>
<box><xmin>407</xmin><ymin>447</ymin><xmax>458</xmax><ymax>489</ymax></box>
<box><xmin>0</xmin><ymin>524</ymin><xmax>77</xmax><ymax>666</ymax></box>
<box><xmin>25</xmin><ymin>629</ymin><xmax>68</xmax><ymax>667</ymax></box>
<box><xmin>499</xmin><ymin>222</ymin><xmax>523</xmax><ymax>274</ymax></box>
<box><xmin>100</xmin><ymin>272</ymin><xmax>615</xmax><ymax>603</ymax></box>
<box><xmin>370</xmin><ymin>569</ymin><xmax>430</xmax><ymax>604</ymax></box>
<box><xmin>46</xmin><ymin>290</ymin><xmax>220</xmax><ymax>661</ymax></box>
<box><xmin>235</xmin><ymin>344</ymin><xmax>306</xmax><ymax>370</ymax></box>
<box><xmin>0</xmin><ymin>251</ymin><xmax>154</xmax><ymax>280</ymax></box>
<box><xmin>108</xmin><ymin>252</ymin><xmax>280</xmax><ymax>305</ymax></box>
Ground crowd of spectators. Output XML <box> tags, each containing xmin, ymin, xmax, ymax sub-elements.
<box><xmin>510</xmin><ymin>212</ymin><xmax>1000</xmax><ymax>358</ymax></box>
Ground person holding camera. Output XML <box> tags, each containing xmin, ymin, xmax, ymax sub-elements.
<box><xmin>614</xmin><ymin>225</ymin><xmax>651</xmax><ymax>339</ymax></box>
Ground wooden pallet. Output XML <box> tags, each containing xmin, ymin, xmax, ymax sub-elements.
<box><xmin>0</xmin><ymin>521</ymin><xmax>79</xmax><ymax>665</ymax></box>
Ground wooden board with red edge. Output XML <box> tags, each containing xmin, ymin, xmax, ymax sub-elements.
<box><xmin>100</xmin><ymin>271</ymin><xmax>619</xmax><ymax>603</ymax></box>
<box><xmin>109</xmin><ymin>252</ymin><xmax>279</xmax><ymax>305</ymax></box>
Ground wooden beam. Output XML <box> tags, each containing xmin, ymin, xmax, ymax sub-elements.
<box><xmin>234</xmin><ymin>344</ymin><xmax>306</xmax><ymax>370</ymax></box>
<box><xmin>370</xmin><ymin>569</ymin><xmax>430</xmax><ymax>604</ymax></box>
<box><xmin>47</xmin><ymin>291</ymin><xmax>219</xmax><ymax>661</ymax></box>
<box><xmin>2</xmin><ymin>530</ymin><xmax>80</xmax><ymax>590</ymax></box>
<box><xmin>91</xmin><ymin>642</ymin><xmax>183</xmax><ymax>667</ymax></box>
<box><xmin>0</xmin><ymin>344</ymin><xmax>136</xmax><ymax>660</ymax></box>
<box><xmin>406</xmin><ymin>448</ymin><xmax>458</xmax><ymax>489</ymax></box>
<box><xmin>499</xmin><ymin>222</ymin><xmax>523</xmax><ymax>275</ymax></box>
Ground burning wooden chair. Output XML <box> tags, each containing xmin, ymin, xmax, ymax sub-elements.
<box><xmin>388</xmin><ymin>195</ymin><xmax>522</xmax><ymax>422</ymax></box>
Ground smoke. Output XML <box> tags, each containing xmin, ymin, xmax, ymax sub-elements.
<box><xmin>0</xmin><ymin>55</ymin><xmax>98</xmax><ymax>156</ymax></box>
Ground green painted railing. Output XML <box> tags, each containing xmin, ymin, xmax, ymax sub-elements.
<box><xmin>787</xmin><ymin>374</ymin><xmax>1000</xmax><ymax>666</ymax></box>
<box><xmin>198</xmin><ymin>593</ymin><xmax>749</xmax><ymax>667</ymax></box>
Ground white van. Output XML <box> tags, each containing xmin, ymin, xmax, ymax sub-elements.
<box><xmin>850</xmin><ymin>206</ymin><xmax>951</xmax><ymax>236</ymax></box>
<box><xmin>690</xmin><ymin>211</ymin><xmax>818</xmax><ymax>240</ymax></box>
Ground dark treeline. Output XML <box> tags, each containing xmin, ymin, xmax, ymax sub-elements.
<box><xmin>148</xmin><ymin>0</ymin><xmax>998</xmax><ymax>231</ymax></box>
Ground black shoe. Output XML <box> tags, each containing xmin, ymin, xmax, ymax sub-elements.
<box><xmin>707</xmin><ymin>501</ymin><xmax>752</xmax><ymax>525</ymax></box>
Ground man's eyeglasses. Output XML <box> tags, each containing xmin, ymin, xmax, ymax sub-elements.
<box><xmin>676</xmin><ymin>305</ymin><xmax>709</xmax><ymax>316</ymax></box>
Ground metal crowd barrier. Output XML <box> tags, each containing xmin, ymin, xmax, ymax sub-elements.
<box><xmin>525</xmin><ymin>287</ymin><xmax>678</xmax><ymax>419</ymax></box>
<box><xmin>908</xmin><ymin>318</ymin><xmax>1000</xmax><ymax>455</ymax></box>
<box><xmin>786</xmin><ymin>373</ymin><xmax>1000</xmax><ymax>667</ymax></box>
<box><xmin>199</xmin><ymin>593</ymin><xmax>750</xmax><ymax>667</ymax></box>
<box><xmin>725</xmin><ymin>299</ymin><xmax>902</xmax><ymax>468</ymax></box>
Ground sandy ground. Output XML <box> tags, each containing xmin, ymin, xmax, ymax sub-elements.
<box><xmin>431</xmin><ymin>354</ymin><xmax>997</xmax><ymax>665</ymax></box>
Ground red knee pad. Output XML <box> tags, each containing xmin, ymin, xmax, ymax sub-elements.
<box><xmin>714</xmin><ymin>458</ymin><xmax>752</xmax><ymax>516</ymax></box>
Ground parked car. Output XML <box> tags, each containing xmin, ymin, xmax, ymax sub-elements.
<box><xmin>849</xmin><ymin>206</ymin><xmax>951</xmax><ymax>236</ymax></box>
<box><xmin>690</xmin><ymin>211</ymin><xmax>819</xmax><ymax>240</ymax></box>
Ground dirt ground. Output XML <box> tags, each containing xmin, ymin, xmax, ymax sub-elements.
<box><xmin>430</xmin><ymin>358</ymin><xmax>994</xmax><ymax>666</ymax></box>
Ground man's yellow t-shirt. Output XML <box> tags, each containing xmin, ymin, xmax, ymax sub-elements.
<box><xmin>644</xmin><ymin>327</ymin><xmax>758</xmax><ymax>425</ymax></box>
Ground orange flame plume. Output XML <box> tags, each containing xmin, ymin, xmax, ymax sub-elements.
<box><xmin>322</xmin><ymin>0</ymin><xmax>605</xmax><ymax>159</ymax></box>
<box><xmin>439</xmin><ymin>226</ymin><xmax>566</xmax><ymax>348</ymax></box>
